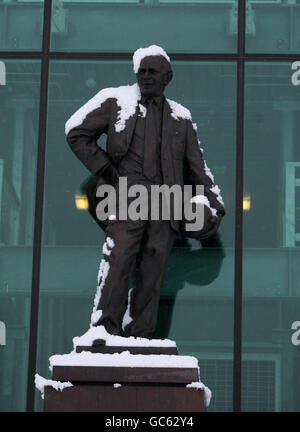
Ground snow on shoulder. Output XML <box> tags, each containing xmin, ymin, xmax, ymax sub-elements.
<box><xmin>65</xmin><ymin>79</ymin><xmax>193</xmax><ymax>137</ymax></box>
<box><xmin>166</xmin><ymin>99</ymin><xmax>192</xmax><ymax>122</ymax></box>
<box><xmin>132</xmin><ymin>45</ymin><xmax>170</xmax><ymax>74</ymax></box>
<box><xmin>65</xmin><ymin>83</ymin><xmax>141</xmax><ymax>135</ymax></box>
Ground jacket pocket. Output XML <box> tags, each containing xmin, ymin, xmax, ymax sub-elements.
<box><xmin>172</xmin><ymin>131</ymin><xmax>185</xmax><ymax>159</ymax></box>
<box><xmin>172</xmin><ymin>145</ymin><xmax>185</xmax><ymax>160</ymax></box>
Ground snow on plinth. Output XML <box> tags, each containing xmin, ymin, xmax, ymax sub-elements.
<box><xmin>186</xmin><ymin>381</ymin><xmax>212</xmax><ymax>407</ymax></box>
<box><xmin>49</xmin><ymin>350</ymin><xmax>198</xmax><ymax>372</ymax></box>
<box><xmin>35</xmin><ymin>373</ymin><xmax>73</xmax><ymax>400</ymax></box>
<box><xmin>73</xmin><ymin>325</ymin><xmax>177</xmax><ymax>349</ymax></box>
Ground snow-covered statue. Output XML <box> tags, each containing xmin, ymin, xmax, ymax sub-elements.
<box><xmin>65</xmin><ymin>45</ymin><xmax>225</xmax><ymax>340</ymax></box>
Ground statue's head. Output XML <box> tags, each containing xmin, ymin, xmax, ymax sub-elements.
<box><xmin>133</xmin><ymin>45</ymin><xmax>173</xmax><ymax>98</ymax></box>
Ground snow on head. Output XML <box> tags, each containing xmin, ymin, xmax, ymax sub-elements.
<box><xmin>133</xmin><ymin>45</ymin><xmax>170</xmax><ymax>74</ymax></box>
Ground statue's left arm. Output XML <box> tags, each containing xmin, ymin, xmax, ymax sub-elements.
<box><xmin>184</xmin><ymin>119</ymin><xmax>226</xmax><ymax>219</ymax></box>
<box><xmin>66</xmin><ymin>98</ymin><xmax>114</xmax><ymax>177</ymax></box>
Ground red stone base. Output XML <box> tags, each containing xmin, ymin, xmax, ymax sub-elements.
<box><xmin>44</xmin><ymin>383</ymin><xmax>205</xmax><ymax>412</ymax></box>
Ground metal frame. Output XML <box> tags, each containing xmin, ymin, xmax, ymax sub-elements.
<box><xmin>0</xmin><ymin>160</ymin><xmax>3</xmax><ymax>234</ymax></box>
<box><xmin>1</xmin><ymin>0</ymin><xmax>300</xmax><ymax>412</ymax></box>
<box><xmin>285</xmin><ymin>162</ymin><xmax>300</xmax><ymax>247</ymax></box>
<box><xmin>185</xmin><ymin>349</ymin><xmax>281</xmax><ymax>412</ymax></box>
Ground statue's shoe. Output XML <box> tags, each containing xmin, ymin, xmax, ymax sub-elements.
<box><xmin>92</xmin><ymin>338</ymin><xmax>106</xmax><ymax>346</ymax></box>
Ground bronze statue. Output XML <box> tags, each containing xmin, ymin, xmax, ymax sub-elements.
<box><xmin>66</xmin><ymin>45</ymin><xmax>225</xmax><ymax>340</ymax></box>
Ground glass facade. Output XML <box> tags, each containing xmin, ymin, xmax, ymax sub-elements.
<box><xmin>0</xmin><ymin>1</ymin><xmax>44</xmax><ymax>51</ymax></box>
<box><xmin>242</xmin><ymin>62</ymin><xmax>300</xmax><ymax>411</ymax></box>
<box><xmin>0</xmin><ymin>60</ymin><xmax>41</xmax><ymax>411</ymax></box>
<box><xmin>50</xmin><ymin>0</ymin><xmax>237</xmax><ymax>53</ymax></box>
<box><xmin>245</xmin><ymin>0</ymin><xmax>300</xmax><ymax>53</ymax></box>
<box><xmin>1</xmin><ymin>0</ymin><xmax>300</xmax><ymax>413</ymax></box>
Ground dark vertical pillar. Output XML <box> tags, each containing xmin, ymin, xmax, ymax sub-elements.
<box><xmin>26</xmin><ymin>0</ymin><xmax>52</xmax><ymax>413</ymax></box>
<box><xmin>233</xmin><ymin>0</ymin><xmax>246</xmax><ymax>413</ymax></box>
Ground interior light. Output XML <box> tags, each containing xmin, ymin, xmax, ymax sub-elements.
<box><xmin>75</xmin><ymin>194</ymin><xmax>89</xmax><ymax>211</ymax></box>
<box><xmin>243</xmin><ymin>194</ymin><xmax>251</xmax><ymax>211</ymax></box>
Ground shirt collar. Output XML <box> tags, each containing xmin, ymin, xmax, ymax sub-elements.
<box><xmin>140</xmin><ymin>95</ymin><xmax>165</xmax><ymax>106</ymax></box>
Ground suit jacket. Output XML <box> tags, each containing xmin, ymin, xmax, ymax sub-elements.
<box><xmin>66</xmin><ymin>84</ymin><xmax>226</xmax><ymax>238</ymax></box>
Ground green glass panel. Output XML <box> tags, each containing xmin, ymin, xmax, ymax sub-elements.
<box><xmin>242</xmin><ymin>62</ymin><xmax>300</xmax><ymax>411</ymax></box>
<box><xmin>0</xmin><ymin>59</ymin><xmax>41</xmax><ymax>411</ymax></box>
<box><xmin>50</xmin><ymin>0</ymin><xmax>237</xmax><ymax>53</ymax></box>
<box><xmin>0</xmin><ymin>1</ymin><xmax>44</xmax><ymax>51</ymax></box>
<box><xmin>35</xmin><ymin>59</ymin><xmax>236</xmax><ymax>411</ymax></box>
<box><xmin>246</xmin><ymin>0</ymin><xmax>300</xmax><ymax>53</ymax></box>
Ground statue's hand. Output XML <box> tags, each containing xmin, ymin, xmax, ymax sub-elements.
<box><xmin>110</xmin><ymin>165</ymin><xmax>120</xmax><ymax>186</ymax></box>
<box><xmin>208</xmin><ymin>215</ymin><xmax>219</xmax><ymax>226</ymax></box>
<box><xmin>102</xmin><ymin>163</ymin><xmax>119</xmax><ymax>186</ymax></box>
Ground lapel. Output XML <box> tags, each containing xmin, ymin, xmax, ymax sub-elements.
<box><xmin>123</xmin><ymin>98</ymin><xmax>174</xmax><ymax>154</ymax></box>
<box><xmin>161</xmin><ymin>99</ymin><xmax>173</xmax><ymax>153</ymax></box>
<box><xmin>125</xmin><ymin>105</ymin><xmax>139</xmax><ymax>149</ymax></box>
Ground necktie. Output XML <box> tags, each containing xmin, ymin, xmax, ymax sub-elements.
<box><xmin>143</xmin><ymin>99</ymin><xmax>157</xmax><ymax>180</ymax></box>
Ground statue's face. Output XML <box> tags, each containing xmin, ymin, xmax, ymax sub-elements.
<box><xmin>136</xmin><ymin>56</ymin><xmax>171</xmax><ymax>98</ymax></box>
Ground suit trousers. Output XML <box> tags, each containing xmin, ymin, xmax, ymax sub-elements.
<box><xmin>94</xmin><ymin>215</ymin><xmax>177</xmax><ymax>338</ymax></box>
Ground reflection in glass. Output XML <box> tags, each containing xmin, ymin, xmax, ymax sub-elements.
<box><xmin>246</xmin><ymin>0</ymin><xmax>300</xmax><ymax>53</ymax></box>
<box><xmin>243</xmin><ymin>62</ymin><xmax>300</xmax><ymax>411</ymax></box>
<box><xmin>0</xmin><ymin>60</ymin><xmax>41</xmax><ymax>411</ymax></box>
<box><xmin>0</xmin><ymin>1</ymin><xmax>44</xmax><ymax>51</ymax></box>
<box><xmin>35</xmin><ymin>60</ymin><xmax>236</xmax><ymax>411</ymax></box>
<box><xmin>50</xmin><ymin>1</ymin><xmax>237</xmax><ymax>53</ymax></box>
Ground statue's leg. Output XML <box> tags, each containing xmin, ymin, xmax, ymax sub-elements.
<box><xmin>123</xmin><ymin>219</ymin><xmax>177</xmax><ymax>338</ymax></box>
<box><xmin>93</xmin><ymin>218</ymin><xmax>147</xmax><ymax>335</ymax></box>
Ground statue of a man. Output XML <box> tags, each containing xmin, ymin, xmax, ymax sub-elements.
<box><xmin>65</xmin><ymin>45</ymin><xmax>225</xmax><ymax>340</ymax></box>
